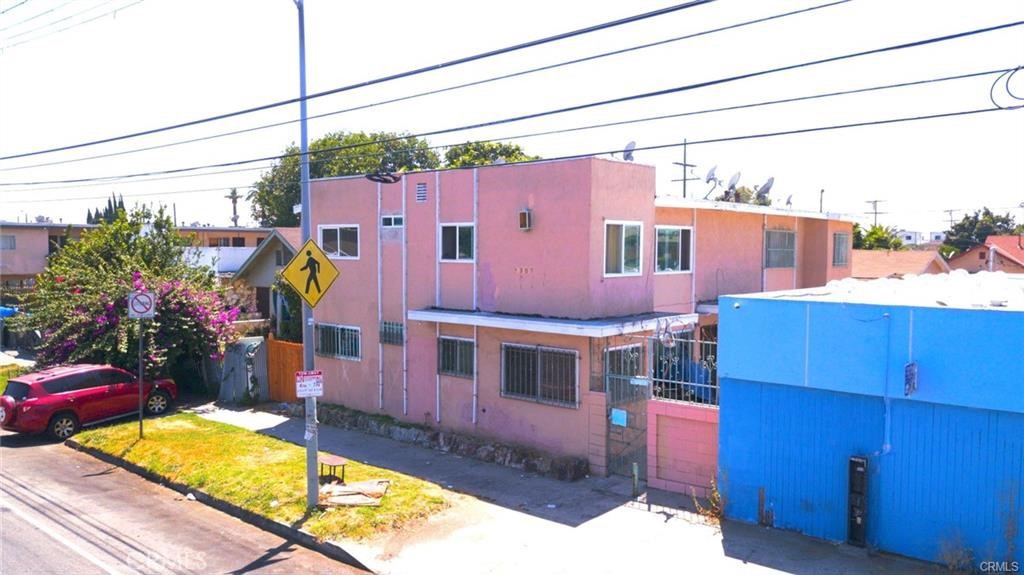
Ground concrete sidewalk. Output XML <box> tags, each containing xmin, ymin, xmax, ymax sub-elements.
<box><xmin>195</xmin><ymin>403</ymin><xmax>943</xmax><ymax>575</ymax></box>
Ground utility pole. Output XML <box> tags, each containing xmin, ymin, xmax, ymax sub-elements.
<box><xmin>943</xmin><ymin>209</ymin><xmax>956</xmax><ymax>228</ymax></box>
<box><xmin>819</xmin><ymin>189</ymin><xmax>824</xmax><ymax>213</ymax></box>
<box><xmin>295</xmin><ymin>0</ymin><xmax>319</xmax><ymax>511</ymax></box>
<box><xmin>865</xmin><ymin>199</ymin><xmax>887</xmax><ymax>227</ymax></box>
<box><xmin>670</xmin><ymin>139</ymin><xmax>699</xmax><ymax>198</ymax></box>
<box><xmin>226</xmin><ymin>188</ymin><xmax>241</xmax><ymax>227</ymax></box>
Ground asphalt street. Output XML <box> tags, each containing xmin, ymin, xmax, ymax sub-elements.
<box><xmin>0</xmin><ymin>429</ymin><xmax>367</xmax><ymax>575</ymax></box>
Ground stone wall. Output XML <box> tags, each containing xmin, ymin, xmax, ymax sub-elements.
<box><xmin>284</xmin><ymin>402</ymin><xmax>589</xmax><ymax>482</ymax></box>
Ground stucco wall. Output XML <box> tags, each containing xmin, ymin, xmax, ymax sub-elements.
<box><xmin>647</xmin><ymin>400</ymin><xmax>719</xmax><ymax>498</ymax></box>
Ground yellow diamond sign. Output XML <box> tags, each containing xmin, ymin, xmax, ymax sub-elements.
<box><xmin>281</xmin><ymin>239</ymin><xmax>339</xmax><ymax>308</ymax></box>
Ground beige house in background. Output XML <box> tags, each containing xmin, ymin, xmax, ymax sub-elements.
<box><xmin>851</xmin><ymin>249</ymin><xmax>950</xmax><ymax>279</ymax></box>
<box><xmin>946</xmin><ymin>235</ymin><xmax>1024</xmax><ymax>274</ymax></box>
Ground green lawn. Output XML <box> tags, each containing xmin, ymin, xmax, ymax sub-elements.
<box><xmin>74</xmin><ymin>412</ymin><xmax>448</xmax><ymax>541</ymax></box>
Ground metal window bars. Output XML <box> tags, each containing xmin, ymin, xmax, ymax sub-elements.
<box><xmin>501</xmin><ymin>343</ymin><xmax>578</xmax><ymax>408</ymax></box>
<box><xmin>438</xmin><ymin>337</ymin><xmax>474</xmax><ymax>378</ymax></box>
<box><xmin>380</xmin><ymin>321</ymin><xmax>404</xmax><ymax>346</ymax></box>
<box><xmin>314</xmin><ymin>324</ymin><xmax>360</xmax><ymax>360</ymax></box>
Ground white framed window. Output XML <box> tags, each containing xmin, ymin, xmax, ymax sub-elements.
<box><xmin>319</xmin><ymin>224</ymin><xmax>359</xmax><ymax>259</ymax></box>
<box><xmin>315</xmin><ymin>323</ymin><xmax>360</xmax><ymax>360</ymax></box>
<box><xmin>380</xmin><ymin>321</ymin><xmax>404</xmax><ymax>346</ymax></box>
<box><xmin>501</xmin><ymin>343</ymin><xmax>578</xmax><ymax>408</ymax></box>
<box><xmin>438</xmin><ymin>337</ymin><xmax>474</xmax><ymax>378</ymax></box>
<box><xmin>833</xmin><ymin>233</ymin><xmax>850</xmax><ymax>267</ymax></box>
<box><xmin>440</xmin><ymin>223</ymin><xmax>474</xmax><ymax>261</ymax></box>
<box><xmin>605</xmin><ymin>220</ymin><xmax>642</xmax><ymax>276</ymax></box>
<box><xmin>655</xmin><ymin>226</ymin><xmax>693</xmax><ymax>273</ymax></box>
<box><xmin>0</xmin><ymin>235</ymin><xmax>15</xmax><ymax>250</ymax></box>
<box><xmin>382</xmin><ymin>215</ymin><xmax>404</xmax><ymax>228</ymax></box>
<box><xmin>274</xmin><ymin>249</ymin><xmax>285</xmax><ymax>266</ymax></box>
<box><xmin>765</xmin><ymin>229</ymin><xmax>796</xmax><ymax>269</ymax></box>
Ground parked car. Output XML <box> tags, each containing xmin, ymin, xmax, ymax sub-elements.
<box><xmin>0</xmin><ymin>364</ymin><xmax>176</xmax><ymax>440</ymax></box>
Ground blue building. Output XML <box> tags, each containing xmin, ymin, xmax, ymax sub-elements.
<box><xmin>718</xmin><ymin>271</ymin><xmax>1024</xmax><ymax>565</ymax></box>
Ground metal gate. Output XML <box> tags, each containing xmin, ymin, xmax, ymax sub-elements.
<box><xmin>603</xmin><ymin>329</ymin><xmax>719</xmax><ymax>481</ymax></box>
<box><xmin>606</xmin><ymin>343</ymin><xmax>649</xmax><ymax>480</ymax></box>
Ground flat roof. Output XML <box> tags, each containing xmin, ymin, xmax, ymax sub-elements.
<box><xmin>729</xmin><ymin>270</ymin><xmax>1024</xmax><ymax>312</ymax></box>
<box><xmin>655</xmin><ymin>196</ymin><xmax>857</xmax><ymax>223</ymax></box>
<box><xmin>407</xmin><ymin>308</ymin><xmax>697</xmax><ymax>337</ymax></box>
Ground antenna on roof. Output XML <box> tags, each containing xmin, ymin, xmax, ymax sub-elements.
<box><xmin>785</xmin><ymin>194</ymin><xmax>793</xmax><ymax>208</ymax></box>
<box><xmin>623</xmin><ymin>141</ymin><xmax>636</xmax><ymax>162</ymax></box>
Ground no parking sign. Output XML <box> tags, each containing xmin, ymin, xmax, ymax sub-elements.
<box><xmin>128</xmin><ymin>291</ymin><xmax>156</xmax><ymax>319</ymax></box>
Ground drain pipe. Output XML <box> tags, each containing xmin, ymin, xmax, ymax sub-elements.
<box><xmin>435</xmin><ymin>171</ymin><xmax>441</xmax><ymax>307</ymax></box>
<box><xmin>377</xmin><ymin>183</ymin><xmax>384</xmax><ymax>410</ymax></box>
<box><xmin>472</xmin><ymin>325</ymin><xmax>479</xmax><ymax>425</ymax></box>
<box><xmin>402</xmin><ymin>177</ymin><xmax>408</xmax><ymax>416</ymax></box>
<box><xmin>691</xmin><ymin>207</ymin><xmax>697</xmax><ymax>310</ymax></box>
<box><xmin>473</xmin><ymin>168</ymin><xmax>479</xmax><ymax>310</ymax></box>
<box><xmin>761</xmin><ymin>215</ymin><xmax>767</xmax><ymax>291</ymax></box>
<box><xmin>435</xmin><ymin>323</ymin><xmax>441</xmax><ymax>423</ymax></box>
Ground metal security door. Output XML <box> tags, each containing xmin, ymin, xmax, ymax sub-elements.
<box><xmin>606</xmin><ymin>344</ymin><xmax>649</xmax><ymax>481</ymax></box>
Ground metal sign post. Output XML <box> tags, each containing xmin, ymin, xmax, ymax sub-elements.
<box><xmin>128</xmin><ymin>291</ymin><xmax>156</xmax><ymax>439</ymax></box>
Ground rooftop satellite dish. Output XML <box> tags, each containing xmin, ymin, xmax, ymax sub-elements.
<box><xmin>756</xmin><ymin>177</ymin><xmax>775</xmax><ymax>199</ymax></box>
<box><xmin>785</xmin><ymin>194</ymin><xmax>793</xmax><ymax>208</ymax></box>
<box><xmin>727</xmin><ymin>172</ymin><xmax>741</xmax><ymax>192</ymax></box>
<box><xmin>623</xmin><ymin>141</ymin><xmax>636</xmax><ymax>162</ymax></box>
<box><xmin>705</xmin><ymin>165</ymin><xmax>718</xmax><ymax>184</ymax></box>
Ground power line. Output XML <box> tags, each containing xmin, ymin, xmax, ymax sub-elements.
<box><xmin>865</xmin><ymin>199</ymin><xmax>887</xmax><ymax>226</ymax></box>
<box><xmin>1</xmin><ymin>0</ymin><xmax>119</xmax><ymax>41</ymax></box>
<box><xmin>0</xmin><ymin>1</ymin><xmax>29</xmax><ymax>15</ymax></box>
<box><xmin>0</xmin><ymin>0</ymin><xmax>716</xmax><ymax>161</ymax></box>
<box><xmin>5</xmin><ymin>15</ymin><xmax>1020</xmax><ymax>187</ymax></box>
<box><xmin>2</xmin><ymin>106</ymin><xmax>1013</xmax><ymax>202</ymax></box>
<box><xmin>0</xmin><ymin>0</ymin><xmax>70</xmax><ymax>32</ymax></box>
<box><xmin>0</xmin><ymin>0</ymin><xmax>852</xmax><ymax>172</ymax></box>
<box><xmin>0</xmin><ymin>0</ymin><xmax>142</xmax><ymax>50</ymax></box>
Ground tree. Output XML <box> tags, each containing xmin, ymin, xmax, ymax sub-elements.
<box><xmin>14</xmin><ymin>208</ymin><xmax>239</xmax><ymax>390</ymax></box>
<box><xmin>942</xmin><ymin>208</ymin><xmax>1019</xmax><ymax>256</ymax></box>
<box><xmin>86</xmin><ymin>193</ymin><xmax>125</xmax><ymax>224</ymax></box>
<box><xmin>853</xmin><ymin>223</ymin><xmax>904</xmax><ymax>250</ymax></box>
<box><xmin>443</xmin><ymin>141</ymin><xmax>538</xmax><ymax>168</ymax></box>
<box><xmin>248</xmin><ymin>131</ymin><xmax>440</xmax><ymax>227</ymax></box>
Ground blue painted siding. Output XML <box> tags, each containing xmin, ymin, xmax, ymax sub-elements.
<box><xmin>720</xmin><ymin>378</ymin><xmax>1024</xmax><ymax>563</ymax></box>
<box><xmin>719</xmin><ymin>297</ymin><xmax>1024</xmax><ymax>414</ymax></box>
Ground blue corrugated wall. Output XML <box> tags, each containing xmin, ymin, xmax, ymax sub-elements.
<box><xmin>720</xmin><ymin>377</ymin><xmax>1024</xmax><ymax>563</ymax></box>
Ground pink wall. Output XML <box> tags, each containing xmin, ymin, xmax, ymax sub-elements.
<box><xmin>0</xmin><ymin>225</ymin><xmax>91</xmax><ymax>281</ymax></box>
<box><xmin>647</xmin><ymin>400</ymin><xmax>719</xmax><ymax>498</ymax></box>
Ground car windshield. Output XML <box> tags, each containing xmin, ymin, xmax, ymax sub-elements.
<box><xmin>3</xmin><ymin>380</ymin><xmax>31</xmax><ymax>401</ymax></box>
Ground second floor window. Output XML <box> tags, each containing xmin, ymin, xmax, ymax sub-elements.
<box><xmin>765</xmin><ymin>230</ymin><xmax>796</xmax><ymax>268</ymax></box>
<box><xmin>605</xmin><ymin>221</ymin><xmax>642</xmax><ymax>275</ymax></box>
<box><xmin>441</xmin><ymin>224</ymin><xmax>473</xmax><ymax>261</ymax></box>
<box><xmin>655</xmin><ymin>226</ymin><xmax>692</xmax><ymax>273</ymax></box>
<box><xmin>833</xmin><ymin>233</ymin><xmax>850</xmax><ymax>267</ymax></box>
<box><xmin>0</xmin><ymin>235</ymin><xmax>14</xmax><ymax>250</ymax></box>
<box><xmin>320</xmin><ymin>225</ymin><xmax>359</xmax><ymax>259</ymax></box>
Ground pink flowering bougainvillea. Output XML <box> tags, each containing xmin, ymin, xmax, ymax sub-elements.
<box><xmin>15</xmin><ymin>208</ymin><xmax>239</xmax><ymax>383</ymax></box>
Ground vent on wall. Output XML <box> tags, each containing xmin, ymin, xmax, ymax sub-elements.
<box><xmin>415</xmin><ymin>182</ymin><xmax>428</xmax><ymax>203</ymax></box>
<box><xmin>518</xmin><ymin>209</ymin><xmax>532</xmax><ymax>231</ymax></box>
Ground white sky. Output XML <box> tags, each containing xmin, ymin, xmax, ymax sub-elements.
<box><xmin>1</xmin><ymin>0</ymin><xmax>1022</xmax><ymax>232</ymax></box>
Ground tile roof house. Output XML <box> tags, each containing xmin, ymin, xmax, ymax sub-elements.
<box><xmin>947</xmin><ymin>234</ymin><xmax>1024</xmax><ymax>273</ymax></box>
<box><xmin>850</xmin><ymin>249</ymin><xmax>950</xmax><ymax>279</ymax></box>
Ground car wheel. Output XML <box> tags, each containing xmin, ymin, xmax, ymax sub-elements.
<box><xmin>48</xmin><ymin>412</ymin><xmax>79</xmax><ymax>441</ymax></box>
<box><xmin>145</xmin><ymin>390</ymin><xmax>172</xmax><ymax>415</ymax></box>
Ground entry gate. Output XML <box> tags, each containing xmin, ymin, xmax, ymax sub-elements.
<box><xmin>604</xmin><ymin>330</ymin><xmax>719</xmax><ymax>482</ymax></box>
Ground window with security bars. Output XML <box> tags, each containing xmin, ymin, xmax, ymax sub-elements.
<box><xmin>833</xmin><ymin>233</ymin><xmax>850</xmax><ymax>267</ymax></box>
<box><xmin>765</xmin><ymin>230</ymin><xmax>796</xmax><ymax>268</ymax></box>
<box><xmin>415</xmin><ymin>182</ymin><xmax>428</xmax><ymax>203</ymax></box>
<box><xmin>438</xmin><ymin>337</ymin><xmax>474</xmax><ymax>378</ymax></box>
<box><xmin>501</xmin><ymin>344</ymin><xmax>577</xmax><ymax>407</ymax></box>
<box><xmin>380</xmin><ymin>321</ymin><xmax>403</xmax><ymax>345</ymax></box>
<box><xmin>315</xmin><ymin>323</ymin><xmax>360</xmax><ymax>360</ymax></box>
<box><xmin>605</xmin><ymin>344</ymin><xmax>643</xmax><ymax>377</ymax></box>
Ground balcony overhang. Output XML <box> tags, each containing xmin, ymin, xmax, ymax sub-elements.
<box><xmin>407</xmin><ymin>308</ymin><xmax>698</xmax><ymax>338</ymax></box>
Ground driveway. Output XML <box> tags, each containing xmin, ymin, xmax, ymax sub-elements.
<box><xmin>199</xmin><ymin>404</ymin><xmax>945</xmax><ymax>575</ymax></box>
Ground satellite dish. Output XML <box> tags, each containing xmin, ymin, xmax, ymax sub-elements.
<box><xmin>785</xmin><ymin>194</ymin><xmax>793</xmax><ymax>208</ymax></box>
<box><xmin>727</xmin><ymin>172</ymin><xmax>741</xmax><ymax>191</ymax></box>
<box><xmin>623</xmin><ymin>141</ymin><xmax>636</xmax><ymax>162</ymax></box>
<box><xmin>756</xmin><ymin>177</ymin><xmax>775</xmax><ymax>199</ymax></box>
<box><xmin>705</xmin><ymin>165</ymin><xmax>718</xmax><ymax>184</ymax></box>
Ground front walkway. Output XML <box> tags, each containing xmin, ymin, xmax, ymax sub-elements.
<box><xmin>195</xmin><ymin>403</ymin><xmax>943</xmax><ymax>575</ymax></box>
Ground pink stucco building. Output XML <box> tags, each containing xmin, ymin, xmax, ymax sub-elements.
<box><xmin>309</xmin><ymin>157</ymin><xmax>853</xmax><ymax>495</ymax></box>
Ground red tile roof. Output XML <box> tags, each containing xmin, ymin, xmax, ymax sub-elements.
<box><xmin>851</xmin><ymin>249</ymin><xmax>949</xmax><ymax>279</ymax></box>
<box><xmin>985</xmin><ymin>235</ymin><xmax>1024</xmax><ymax>266</ymax></box>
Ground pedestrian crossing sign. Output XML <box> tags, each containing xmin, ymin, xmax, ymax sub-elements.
<box><xmin>281</xmin><ymin>239</ymin><xmax>339</xmax><ymax>308</ymax></box>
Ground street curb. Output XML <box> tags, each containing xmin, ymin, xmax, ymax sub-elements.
<box><xmin>64</xmin><ymin>438</ymin><xmax>373</xmax><ymax>574</ymax></box>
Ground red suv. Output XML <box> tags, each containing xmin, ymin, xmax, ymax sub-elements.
<box><xmin>0</xmin><ymin>364</ymin><xmax>177</xmax><ymax>440</ymax></box>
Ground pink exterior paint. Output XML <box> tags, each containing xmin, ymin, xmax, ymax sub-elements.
<box><xmin>647</xmin><ymin>400</ymin><xmax>720</xmax><ymax>498</ymax></box>
<box><xmin>0</xmin><ymin>224</ymin><xmax>90</xmax><ymax>284</ymax></box>
<box><xmin>308</xmin><ymin>158</ymin><xmax>852</xmax><ymax>481</ymax></box>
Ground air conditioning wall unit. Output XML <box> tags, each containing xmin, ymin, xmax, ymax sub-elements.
<box><xmin>518</xmin><ymin>208</ymin><xmax>532</xmax><ymax>231</ymax></box>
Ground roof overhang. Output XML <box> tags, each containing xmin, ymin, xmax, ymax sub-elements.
<box><xmin>233</xmin><ymin>230</ymin><xmax>294</xmax><ymax>283</ymax></box>
<box><xmin>407</xmin><ymin>308</ymin><xmax>698</xmax><ymax>337</ymax></box>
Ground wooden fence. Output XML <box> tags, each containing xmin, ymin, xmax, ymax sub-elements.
<box><xmin>267</xmin><ymin>334</ymin><xmax>302</xmax><ymax>402</ymax></box>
